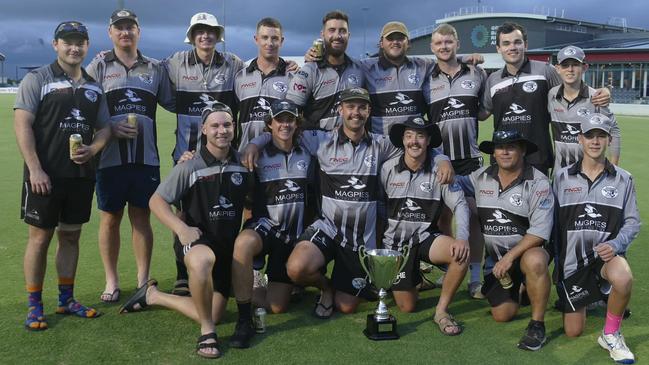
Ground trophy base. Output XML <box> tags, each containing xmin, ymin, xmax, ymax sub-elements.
<box><xmin>363</xmin><ymin>314</ymin><xmax>399</xmax><ymax>341</ymax></box>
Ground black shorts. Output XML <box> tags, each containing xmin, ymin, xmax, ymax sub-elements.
<box><xmin>245</xmin><ymin>218</ymin><xmax>295</xmax><ymax>284</ymax></box>
<box><xmin>482</xmin><ymin>259</ymin><xmax>525</xmax><ymax>307</ymax></box>
<box><xmin>451</xmin><ymin>157</ymin><xmax>483</xmax><ymax>176</ymax></box>
<box><xmin>392</xmin><ymin>233</ymin><xmax>444</xmax><ymax>291</ymax></box>
<box><xmin>556</xmin><ymin>259</ymin><xmax>607</xmax><ymax>313</ymax></box>
<box><xmin>21</xmin><ymin>178</ymin><xmax>94</xmax><ymax>229</ymax></box>
<box><xmin>173</xmin><ymin>235</ymin><xmax>232</xmax><ymax>296</ymax></box>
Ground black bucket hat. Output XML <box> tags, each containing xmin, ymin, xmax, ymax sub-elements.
<box><xmin>389</xmin><ymin>116</ymin><xmax>442</xmax><ymax>149</ymax></box>
<box><xmin>478</xmin><ymin>129</ymin><xmax>538</xmax><ymax>155</ymax></box>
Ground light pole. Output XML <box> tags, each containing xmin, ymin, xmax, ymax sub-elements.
<box><xmin>361</xmin><ymin>7</ymin><xmax>369</xmax><ymax>59</ymax></box>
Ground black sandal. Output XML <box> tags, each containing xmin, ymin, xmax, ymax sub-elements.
<box><xmin>119</xmin><ymin>279</ymin><xmax>157</xmax><ymax>314</ymax></box>
<box><xmin>196</xmin><ymin>332</ymin><xmax>221</xmax><ymax>359</ymax></box>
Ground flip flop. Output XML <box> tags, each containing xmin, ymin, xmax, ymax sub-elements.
<box><xmin>119</xmin><ymin>279</ymin><xmax>157</xmax><ymax>313</ymax></box>
<box><xmin>100</xmin><ymin>288</ymin><xmax>121</xmax><ymax>303</ymax></box>
<box><xmin>171</xmin><ymin>280</ymin><xmax>190</xmax><ymax>297</ymax></box>
<box><xmin>312</xmin><ymin>294</ymin><xmax>334</xmax><ymax>319</ymax></box>
<box><xmin>196</xmin><ymin>332</ymin><xmax>221</xmax><ymax>359</ymax></box>
<box><xmin>434</xmin><ymin>312</ymin><xmax>463</xmax><ymax>336</ymax></box>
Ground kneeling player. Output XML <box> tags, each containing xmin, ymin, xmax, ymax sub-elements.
<box><xmin>230</xmin><ymin>100</ymin><xmax>314</xmax><ymax>348</ymax></box>
<box><xmin>382</xmin><ymin>117</ymin><xmax>470</xmax><ymax>336</ymax></box>
<box><xmin>553</xmin><ymin>115</ymin><xmax>639</xmax><ymax>364</ymax></box>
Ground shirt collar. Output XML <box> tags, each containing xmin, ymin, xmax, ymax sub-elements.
<box><xmin>336</xmin><ymin>125</ymin><xmax>372</xmax><ymax>145</ymax></box>
<box><xmin>567</xmin><ymin>158</ymin><xmax>617</xmax><ymax>176</ymax></box>
<box><xmin>317</xmin><ymin>53</ymin><xmax>353</xmax><ymax>69</ymax></box>
<box><xmin>245</xmin><ymin>57</ymin><xmax>288</xmax><ymax>75</ymax></box>
<box><xmin>103</xmin><ymin>49</ymin><xmax>148</xmax><ymax>65</ymax></box>
<box><xmin>431</xmin><ymin>62</ymin><xmax>470</xmax><ymax>78</ymax></box>
<box><xmin>378</xmin><ymin>54</ymin><xmax>412</xmax><ymax>70</ymax></box>
<box><xmin>50</xmin><ymin>60</ymin><xmax>94</xmax><ymax>82</ymax></box>
<box><xmin>189</xmin><ymin>50</ymin><xmax>224</xmax><ymax>66</ymax></box>
<box><xmin>264</xmin><ymin>140</ymin><xmax>302</xmax><ymax>157</ymax></box>
<box><xmin>199</xmin><ymin>144</ymin><xmax>239</xmax><ymax>166</ymax></box>
<box><xmin>395</xmin><ymin>151</ymin><xmax>433</xmax><ymax>173</ymax></box>
<box><xmin>501</xmin><ymin>57</ymin><xmax>531</xmax><ymax>78</ymax></box>
<box><xmin>555</xmin><ymin>81</ymin><xmax>590</xmax><ymax>101</ymax></box>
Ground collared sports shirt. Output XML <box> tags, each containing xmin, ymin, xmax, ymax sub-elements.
<box><xmin>547</xmin><ymin>83</ymin><xmax>621</xmax><ymax>172</ymax></box>
<box><xmin>424</xmin><ymin>63</ymin><xmax>487</xmax><ymax>160</ymax></box>
<box><xmin>381</xmin><ymin>153</ymin><xmax>470</xmax><ymax>250</ymax></box>
<box><xmin>156</xmin><ymin>145</ymin><xmax>252</xmax><ymax>248</ymax></box>
<box><xmin>234</xmin><ymin>57</ymin><xmax>290</xmax><ymax>151</ymax></box>
<box><xmin>252</xmin><ymin>142</ymin><xmax>314</xmax><ymax>242</ymax></box>
<box><xmin>164</xmin><ymin>50</ymin><xmax>244</xmax><ymax>161</ymax></box>
<box><xmin>286</xmin><ymin>55</ymin><xmax>365</xmax><ymax>131</ymax></box>
<box><xmin>458</xmin><ymin>164</ymin><xmax>554</xmax><ymax>274</ymax></box>
<box><xmin>14</xmin><ymin>61</ymin><xmax>110</xmax><ymax>179</ymax></box>
<box><xmin>361</xmin><ymin>56</ymin><xmax>430</xmax><ymax>135</ymax></box>
<box><xmin>86</xmin><ymin>50</ymin><xmax>175</xmax><ymax>168</ymax></box>
<box><xmin>482</xmin><ymin>58</ymin><xmax>561</xmax><ymax>169</ymax></box>
<box><xmin>553</xmin><ymin>160</ymin><xmax>640</xmax><ymax>279</ymax></box>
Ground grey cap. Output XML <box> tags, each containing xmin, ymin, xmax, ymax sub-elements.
<box><xmin>558</xmin><ymin>46</ymin><xmax>585</xmax><ymax>64</ymax></box>
<box><xmin>581</xmin><ymin>113</ymin><xmax>613</xmax><ymax>135</ymax></box>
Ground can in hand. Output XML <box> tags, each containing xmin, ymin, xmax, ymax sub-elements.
<box><xmin>499</xmin><ymin>272</ymin><xmax>513</xmax><ymax>289</ymax></box>
<box><xmin>69</xmin><ymin>134</ymin><xmax>82</xmax><ymax>158</ymax></box>
<box><xmin>127</xmin><ymin>113</ymin><xmax>138</xmax><ymax>129</ymax></box>
<box><xmin>253</xmin><ymin>307</ymin><xmax>267</xmax><ymax>333</ymax></box>
<box><xmin>312</xmin><ymin>38</ymin><xmax>324</xmax><ymax>60</ymax></box>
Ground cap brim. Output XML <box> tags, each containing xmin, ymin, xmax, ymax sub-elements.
<box><xmin>382</xmin><ymin>30</ymin><xmax>408</xmax><ymax>38</ymax></box>
<box><xmin>271</xmin><ymin>110</ymin><xmax>299</xmax><ymax>118</ymax></box>
<box><xmin>56</xmin><ymin>31</ymin><xmax>88</xmax><ymax>40</ymax></box>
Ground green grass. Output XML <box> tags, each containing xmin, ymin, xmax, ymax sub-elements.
<box><xmin>0</xmin><ymin>93</ymin><xmax>647</xmax><ymax>364</ymax></box>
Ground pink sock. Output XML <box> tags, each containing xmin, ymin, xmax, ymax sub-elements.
<box><xmin>604</xmin><ymin>311</ymin><xmax>623</xmax><ymax>335</ymax></box>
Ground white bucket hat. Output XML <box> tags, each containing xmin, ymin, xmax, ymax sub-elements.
<box><xmin>184</xmin><ymin>12</ymin><xmax>225</xmax><ymax>44</ymax></box>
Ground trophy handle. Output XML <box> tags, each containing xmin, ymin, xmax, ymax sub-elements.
<box><xmin>397</xmin><ymin>245</ymin><xmax>410</xmax><ymax>276</ymax></box>
<box><xmin>358</xmin><ymin>245</ymin><xmax>370</xmax><ymax>277</ymax></box>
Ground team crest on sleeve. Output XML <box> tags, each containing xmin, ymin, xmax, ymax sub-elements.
<box><xmin>84</xmin><ymin>90</ymin><xmax>97</xmax><ymax>102</ymax></box>
<box><xmin>347</xmin><ymin>74</ymin><xmax>359</xmax><ymax>85</ymax></box>
<box><xmin>231</xmin><ymin>172</ymin><xmax>243</xmax><ymax>186</ymax></box>
<box><xmin>272</xmin><ymin>81</ymin><xmax>287</xmax><ymax>93</ymax></box>
<box><xmin>407</xmin><ymin>73</ymin><xmax>420</xmax><ymax>84</ymax></box>
<box><xmin>509</xmin><ymin>193</ymin><xmax>522</xmax><ymax>206</ymax></box>
<box><xmin>522</xmin><ymin>81</ymin><xmax>538</xmax><ymax>93</ymax></box>
<box><xmin>363</xmin><ymin>155</ymin><xmax>376</xmax><ymax>168</ymax></box>
<box><xmin>461</xmin><ymin>80</ymin><xmax>476</xmax><ymax>89</ymax></box>
<box><xmin>138</xmin><ymin>73</ymin><xmax>153</xmax><ymax>84</ymax></box>
<box><xmin>214</xmin><ymin>74</ymin><xmax>227</xmax><ymax>85</ymax></box>
<box><xmin>351</xmin><ymin>277</ymin><xmax>367</xmax><ymax>290</ymax></box>
<box><xmin>296</xmin><ymin>160</ymin><xmax>307</xmax><ymax>170</ymax></box>
<box><xmin>420</xmin><ymin>182</ymin><xmax>433</xmax><ymax>193</ymax></box>
<box><xmin>601</xmin><ymin>186</ymin><xmax>618</xmax><ymax>198</ymax></box>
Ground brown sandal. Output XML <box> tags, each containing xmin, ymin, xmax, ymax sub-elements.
<box><xmin>196</xmin><ymin>332</ymin><xmax>221</xmax><ymax>359</ymax></box>
<box><xmin>434</xmin><ymin>312</ymin><xmax>463</xmax><ymax>336</ymax></box>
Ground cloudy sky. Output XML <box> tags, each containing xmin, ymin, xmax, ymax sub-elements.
<box><xmin>1</xmin><ymin>0</ymin><xmax>648</xmax><ymax>80</ymax></box>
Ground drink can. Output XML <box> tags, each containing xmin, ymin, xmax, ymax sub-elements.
<box><xmin>127</xmin><ymin>113</ymin><xmax>138</xmax><ymax>129</ymax></box>
<box><xmin>312</xmin><ymin>38</ymin><xmax>324</xmax><ymax>59</ymax></box>
<box><xmin>253</xmin><ymin>307</ymin><xmax>267</xmax><ymax>333</ymax></box>
<box><xmin>69</xmin><ymin>134</ymin><xmax>82</xmax><ymax>158</ymax></box>
<box><xmin>499</xmin><ymin>272</ymin><xmax>513</xmax><ymax>290</ymax></box>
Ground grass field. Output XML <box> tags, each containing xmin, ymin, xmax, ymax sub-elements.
<box><xmin>0</xmin><ymin>93</ymin><xmax>647</xmax><ymax>364</ymax></box>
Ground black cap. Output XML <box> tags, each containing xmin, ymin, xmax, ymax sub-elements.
<box><xmin>54</xmin><ymin>21</ymin><xmax>89</xmax><ymax>40</ymax></box>
<box><xmin>389</xmin><ymin>116</ymin><xmax>442</xmax><ymax>149</ymax></box>
<box><xmin>338</xmin><ymin>87</ymin><xmax>371</xmax><ymax>103</ymax></box>
<box><xmin>110</xmin><ymin>9</ymin><xmax>139</xmax><ymax>26</ymax></box>
<box><xmin>201</xmin><ymin>102</ymin><xmax>233</xmax><ymax>123</ymax></box>
<box><xmin>270</xmin><ymin>99</ymin><xmax>299</xmax><ymax>118</ymax></box>
<box><xmin>478</xmin><ymin>129</ymin><xmax>538</xmax><ymax>155</ymax></box>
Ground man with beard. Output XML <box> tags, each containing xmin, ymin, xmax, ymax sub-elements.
<box><xmin>286</xmin><ymin>10</ymin><xmax>365</xmax><ymax>131</ymax></box>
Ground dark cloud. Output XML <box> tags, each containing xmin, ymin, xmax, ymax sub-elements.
<box><xmin>0</xmin><ymin>0</ymin><xmax>647</xmax><ymax>79</ymax></box>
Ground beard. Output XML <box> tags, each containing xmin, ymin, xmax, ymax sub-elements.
<box><xmin>324</xmin><ymin>38</ymin><xmax>346</xmax><ymax>57</ymax></box>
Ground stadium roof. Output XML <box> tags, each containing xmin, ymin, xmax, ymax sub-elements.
<box><xmin>0</xmin><ymin>53</ymin><xmax>5</xmax><ymax>61</ymax></box>
<box><xmin>529</xmin><ymin>36</ymin><xmax>649</xmax><ymax>52</ymax></box>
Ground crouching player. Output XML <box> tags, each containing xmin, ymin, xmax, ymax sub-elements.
<box><xmin>230</xmin><ymin>100</ymin><xmax>314</xmax><ymax>348</ymax></box>
<box><xmin>553</xmin><ymin>115</ymin><xmax>640</xmax><ymax>364</ymax></box>
<box><xmin>382</xmin><ymin>117</ymin><xmax>470</xmax><ymax>336</ymax></box>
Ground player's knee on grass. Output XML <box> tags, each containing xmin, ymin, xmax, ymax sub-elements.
<box><xmin>563</xmin><ymin>310</ymin><xmax>586</xmax><ymax>337</ymax></box>
<box><xmin>393</xmin><ymin>291</ymin><xmax>417</xmax><ymax>313</ymax></box>
<box><xmin>335</xmin><ymin>292</ymin><xmax>360</xmax><ymax>314</ymax></box>
<box><xmin>491</xmin><ymin>301</ymin><xmax>518</xmax><ymax>322</ymax></box>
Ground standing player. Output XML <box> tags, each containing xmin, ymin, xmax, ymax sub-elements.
<box><xmin>86</xmin><ymin>9</ymin><xmax>175</xmax><ymax>302</ymax></box>
<box><xmin>481</xmin><ymin>22</ymin><xmax>609</xmax><ymax>176</ymax></box>
<box><xmin>230</xmin><ymin>99</ymin><xmax>313</xmax><ymax>348</ymax></box>
<box><xmin>120</xmin><ymin>103</ymin><xmax>251</xmax><ymax>359</ymax></box>
<box><xmin>382</xmin><ymin>117</ymin><xmax>470</xmax><ymax>335</ymax></box>
<box><xmin>553</xmin><ymin>116</ymin><xmax>639</xmax><ymax>364</ymax></box>
<box><xmin>14</xmin><ymin>21</ymin><xmax>111</xmax><ymax>330</ymax></box>
<box><xmin>424</xmin><ymin>23</ymin><xmax>487</xmax><ymax>298</ymax></box>
<box><xmin>456</xmin><ymin>130</ymin><xmax>554</xmax><ymax>350</ymax></box>
<box><xmin>548</xmin><ymin>45</ymin><xmax>621</xmax><ymax>172</ymax></box>
<box><xmin>286</xmin><ymin>10</ymin><xmax>365</xmax><ymax>131</ymax></box>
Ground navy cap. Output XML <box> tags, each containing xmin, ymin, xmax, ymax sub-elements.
<box><xmin>270</xmin><ymin>99</ymin><xmax>299</xmax><ymax>118</ymax></box>
<box><xmin>54</xmin><ymin>21</ymin><xmax>89</xmax><ymax>40</ymax></box>
<box><xmin>110</xmin><ymin>9</ymin><xmax>139</xmax><ymax>26</ymax></box>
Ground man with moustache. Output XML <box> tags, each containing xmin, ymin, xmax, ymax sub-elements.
<box><xmin>86</xmin><ymin>9</ymin><xmax>175</xmax><ymax>303</ymax></box>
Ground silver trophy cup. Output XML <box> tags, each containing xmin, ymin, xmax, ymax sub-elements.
<box><xmin>359</xmin><ymin>246</ymin><xmax>409</xmax><ymax>340</ymax></box>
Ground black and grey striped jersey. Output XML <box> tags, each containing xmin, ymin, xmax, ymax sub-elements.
<box><xmin>361</xmin><ymin>56</ymin><xmax>431</xmax><ymax>135</ymax></box>
<box><xmin>14</xmin><ymin>61</ymin><xmax>110</xmax><ymax>180</ymax></box>
<box><xmin>86</xmin><ymin>50</ymin><xmax>175</xmax><ymax>168</ymax></box>
<box><xmin>424</xmin><ymin>63</ymin><xmax>487</xmax><ymax>161</ymax></box>
<box><xmin>552</xmin><ymin>160</ymin><xmax>640</xmax><ymax>279</ymax></box>
<box><xmin>285</xmin><ymin>55</ymin><xmax>365</xmax><ymax>131</ymax></box>
<box><xmin>457</xmin><ymin>164</ymin><xmax>554</xmax><ymax>274</ymax></box>
<box><xmin>381</xmin><ymin>153</ymin><xmax>470</xmax><ymax>250</ymax></box>
<box><xmin>234</xmin><ymin>58</ymin><xmax>290</xmax><ymax>151</ymax></box>
<box><xmin>251</xmin><ymin>142</ymin><xmax>314</xmax><ymax>241</ymax></box>
<box><xmin>547</xmin><ymin>83</ymin><xmax>621</xmax><ymax>172</ymax></box>
<box><xmin>482</xmin><ymin>58</ymin><xmax>561</xmax><ymax>169</ymax></box>
<box><xmin>164</xmin><ymin>50</ymin><xmax>244</xmax><ymax>161</ymax></box>
<box><xmin>155</xmin><ymin>145</ymin><xmax>252</xmax><ymax>248</ymax></box>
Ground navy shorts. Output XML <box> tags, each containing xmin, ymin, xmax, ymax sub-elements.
<box><xmin>96</xmin><ymin>164</ymin><xmax>160</xmax><ymax>211</ymax></box>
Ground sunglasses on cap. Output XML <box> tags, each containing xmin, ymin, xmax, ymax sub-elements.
<box><xmin>493</xmin><ymin>130</ymin><xmax>521</xmax><ymax>140</ymax></box>
<box><xmin>54</xmin><ymin>21</ymin><xmax>89</xmax><ymax>39</ymax></box>
<box><xmin>201</xmin><ymin>102</ymin><xmax>233</xmax><ymax>122</ymax></box>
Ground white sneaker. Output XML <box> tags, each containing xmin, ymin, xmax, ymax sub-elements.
<box><xmin>598</xmin><ymin>331</ymin><xmax>635</xmax><ymax>364</ymax></box>
<box><xmin>253</xmin><ymin>270</ymin><xmax>268</xmax><ymax>289</ymax></box>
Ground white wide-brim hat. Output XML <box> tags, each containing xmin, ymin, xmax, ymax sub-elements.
<box><xmin>184</xmin><ymin>12</ymin><xmax>225</xmax><ymax>44</ymax></box>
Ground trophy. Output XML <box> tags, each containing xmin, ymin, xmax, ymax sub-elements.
<box><xmin>358</xmin><ymin>246</ymin><xmax>409</xmax><ymax>340</ymax></box>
